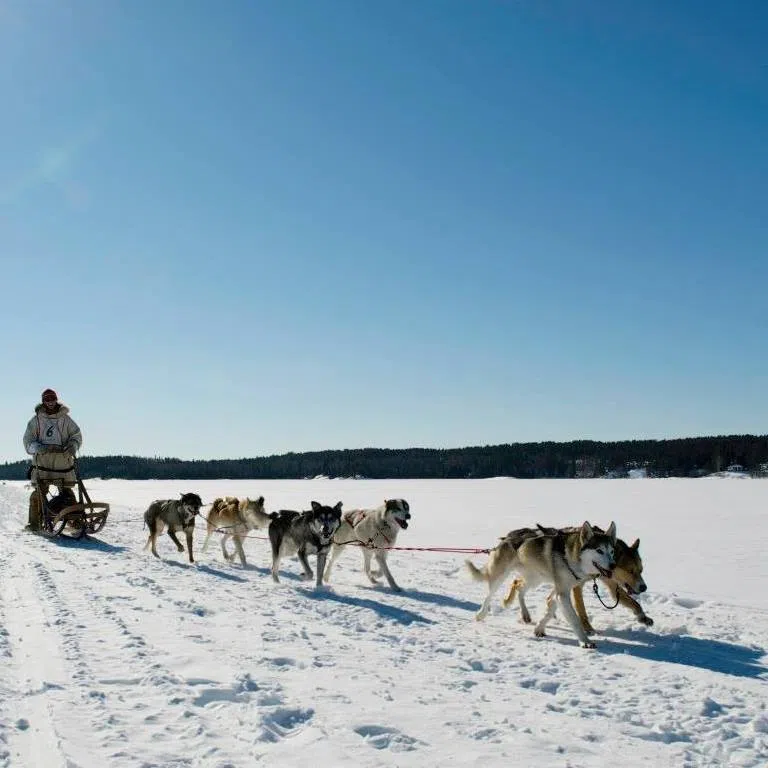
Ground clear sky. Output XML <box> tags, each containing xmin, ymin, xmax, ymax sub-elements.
<box><xmin>1</xmin><ymin>0</ymin><xmax>766</xmax><ymax>462</ymax></box>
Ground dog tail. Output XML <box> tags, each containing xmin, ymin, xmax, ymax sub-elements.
<box><xmin>500</xmin><ymin>577</ymin><xmax>524</xmax><ymax>608</ymax></box>
<box><xmin>465</xmin><ymin>558</ymin><xmax>489</xmax><ymax>583</ymax></box>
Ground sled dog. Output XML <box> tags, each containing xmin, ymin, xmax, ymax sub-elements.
<box><xmin>466</xmin><ymin>521</ymin><xmax>617</xmax><ymax>648</ymax></box>
<box><xmin>324</xmin><ymin>498</ymin><xmax>411</xmax><ymax>592</ymax></box>
<box><xmin>502</xmin><ymin>525</ymin><xmax>651</xmax><ymax>632</ymax></box>
<box><xmin>143</xmin><ymin>492</ymin><xmax>203</xmax><ymax>563</ymax></box>
<box><xmin>202</xmin><ymin>495</ymin><xmax>270</xmax><ymax>566</ymax></box>
<box><xmin>268</xmin><ymin>501</ymin><xmax>343</xmax><ymax>588</ymax></box>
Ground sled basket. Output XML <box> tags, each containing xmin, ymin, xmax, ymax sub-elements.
<box><xmin>37</xmin><ymin>463</ymin><xmax>110</xmax><ymax>539</ymax></box>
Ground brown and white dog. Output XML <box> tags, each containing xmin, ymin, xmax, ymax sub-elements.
<box><xmin>324</xmin><ymin>499</ymin><xmax>411</xmax><ymax>592</ymax></box>
<box><xmin>202</xmin><ymin>496</ymin><xmax>270</xmax><ymax>566</ymax></box>
<box><xmin>502</xmin><ymin>526</ymin><xmax>651</xmax><ymax>632</ymax></box>
<box><xmin>466</xmin><ymin>521</ymin><xmax>617</xmax><ymax>648</ymax></box>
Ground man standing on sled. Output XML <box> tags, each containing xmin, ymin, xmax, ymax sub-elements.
<box><xmin>23</xmin><ymin>388</ymin><xmax>83</xmax><ymax>531</ymax></box>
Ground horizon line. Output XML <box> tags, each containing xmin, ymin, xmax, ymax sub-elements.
<box><xmin>3</xmin><ymin>432</ymin><xmax>765</xmax><ymax>466</ymax></box>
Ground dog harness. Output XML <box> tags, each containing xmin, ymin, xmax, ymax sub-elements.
<box><xmin>345</xmin><ymin>510</ymin><xmax>367</xmax><ymax>528</ymax></box>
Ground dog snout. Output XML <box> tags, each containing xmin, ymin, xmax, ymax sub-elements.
<box><xmin>607</xmin><ymin>560</ymin><xmax>616</xmax><ymax>572</ymax></box>
<box><xmin>637</xmin><ymin>582</ymin><xmax>647</xmax><ymax>593</ymax></box>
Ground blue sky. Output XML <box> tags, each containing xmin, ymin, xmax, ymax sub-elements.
<box><xmin>1</xmin><ymin>0</ymin><xmax>766</xmax><ymax>461</ymax></box>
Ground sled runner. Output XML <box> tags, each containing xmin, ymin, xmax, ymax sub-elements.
<box><xmin>34</xmin><ymin>461</ymin><xmax>109</xmax><ymax>539</ymax></box>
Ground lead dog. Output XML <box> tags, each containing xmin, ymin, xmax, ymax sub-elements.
<box><xmin>202</xmin><ymin>495</ymin><xmax>270</xmax><ymax>566</ymax></box>
<box><xmin>268</xmin><ymin>501</ymin><xmax>342</xmax><ymax>588</ymax></box>
<box><xmin>143</xmin><ymin>492</ymin><xmax>203</xmax><ymax>563</ymax></box>
<box><xmin>324</xmin><ymin>499</ymin><xmax>411</xmax><ymax>592</ymax></box>
<box><xmin>502</xmin><ymin>525</ymin><xmax>651</xmax><ymax>632</ymax></box>
<box><xmin>466</xmin><ymin>521</ymin><xmax>617</xmax><ymax>648</ymax></box>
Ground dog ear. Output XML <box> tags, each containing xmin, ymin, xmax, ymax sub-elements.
<box><xmin>258</xmin><ymin>495</ymin><xmax>264</xmax><ymax>505</ymax></box>
<box><xmin>311</xmin><ymin>501</ymin><xmax>321</xmax><ymax>512</ymax></box>
<box><xmin>580</xmin><ymin>521</ymin><xmax>594</xmax><ymax>541</ymax></box>
<box><xmin>630</xmin><ymin>538</ymin><xmax>640</xmax><ymax>550</ymax></box>
<box><xmin>606</xmin><ymin>521</ymin><xmax>617</xmax><ymax>542</ymax></box>
<box><xmin>334</xmin><ymin>501</ymin><xmax>343</xmax><ymax>513</ymax></box>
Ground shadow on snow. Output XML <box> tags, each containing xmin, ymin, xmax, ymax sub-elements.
<box><xmin>47</xmin><ymin>534</ymin><xmax>128</xmax><ymax>554</ymax></box>
<box><xmin>598</xmin><ymin>627</ymin><xmax>766</xmax><ymax>679</ymax></box>
<box><xmin>162</xmin><ymin>559</ymin><xmax>249</xmax><ymax>583</ymax></box>
<box><xmin>366</xmin><ymin>585</ymin><xmax>479</xmax><ymax>613</ymax></box>
<box><xmin>303</xmin><ymin>588</ymin><xmax>434</xmax><ymax>626</ymax></box>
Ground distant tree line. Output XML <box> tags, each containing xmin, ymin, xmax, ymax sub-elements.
<box><xmin>1</xmin><ymin>435</ymin><xmax>766</xmax><ymax>481</ymax></box>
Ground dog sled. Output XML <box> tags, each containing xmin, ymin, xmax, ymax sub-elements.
<box><xmin>33</xmin><ymin>460</ymin><xmax>109</xmax><ymax>539</ymax></box>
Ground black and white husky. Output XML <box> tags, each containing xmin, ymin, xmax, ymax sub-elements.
<box><xmin>268</xmin><ymin>501</ymin><xmax>343</xmax><ymax>588</ymax></box>
<box><xmin>143</xmin><ymin>492</ymin><xmax>203</xmax><ymax>563</ymax></box>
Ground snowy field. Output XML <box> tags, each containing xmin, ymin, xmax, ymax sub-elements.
<box><xmin>0</xmin><ymin>478</ymin><xmax>766</xmax><ymax>768</ymax></box>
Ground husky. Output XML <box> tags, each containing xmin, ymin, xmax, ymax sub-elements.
<box><xmin>143</xmin><ymin>492</ymin><xmax>203</xmax><ymax>563</ymax></box>
<box><xmin>466</xmin><ymin>521</ymin><xmax>617</xmax><ymax>648</ymax></box>
<box><xmin>202</xmin><ymin>495</ymin><xmax>270</xmax><ymax>566</ymax></box>
<box><xmin>268</xmin><ymin>501</ymin><xmax>343</xmax><ymax>588</ymax></box>
<box><xmin>502</xmin><ymin>526</ymin><xmax>651</xmax><ymax>632</ymax></box>
<box><xmin>324</xmin><ymin>498</ymin><xmax>411</xmax><ymax>592</ymax></box>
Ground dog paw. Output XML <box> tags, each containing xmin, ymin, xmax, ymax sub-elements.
<box><xmin>534</xmin><ymin>628</ymin><xmax>546</xmax><ymax>638</ymax></box>
<box><xmin>521</xmin><ymin>613</ymin><xmax>532</xmax><ymax>624</ymax></box>
<box><xmin>580</xmin><ymin>640</ymin><xmax>597</xmax><ymax>650</ymax></box>
<box><xmin>299</xmin><ymin>573</ymin><xmax>313</xmax><ymax>581</ymax></box>
<box><xmin>639</xmin><ymin>615</ymin><xmax>654</xmax><ymax>627</ymax></box>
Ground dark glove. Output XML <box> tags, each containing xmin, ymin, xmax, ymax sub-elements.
<box><xmin>64</xmin><ymin>442</ymin><xmax>78</xmax><ymax>457</ymax></box>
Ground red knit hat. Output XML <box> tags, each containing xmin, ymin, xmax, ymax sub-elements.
<box><xmin>41</xmin><ymin>388</ymin><xmax>58</xmax><ymax>402</ymax></box>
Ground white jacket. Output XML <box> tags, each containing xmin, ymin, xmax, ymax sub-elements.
<box><xmin>23</xmin><ymin>403</ymin><xmax>83</xmax><ymax>456</ymax></box>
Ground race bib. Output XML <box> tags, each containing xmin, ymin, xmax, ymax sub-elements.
<box><xmin>40</xmin><ymin>417</ymin><xmax>63</xmax><ymax>446</ymax></box>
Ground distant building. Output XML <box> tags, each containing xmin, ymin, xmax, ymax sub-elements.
<box><xmin>575</xmin><ymin>457</ymin><xmax>598</xmax><ymax>479</ymax></box>
<box><xmin>726</xmin><ymin>463</ymin><xmax>745</xmax><ymax>473</ymax></box>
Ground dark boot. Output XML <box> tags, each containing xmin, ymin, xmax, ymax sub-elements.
<box><xmin>27</xmin><ymin>490</ymin><xmax>42</xmax><ymax>532</ymax></box>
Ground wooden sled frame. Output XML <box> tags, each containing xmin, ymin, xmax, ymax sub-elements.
<box><xmin>37</xmin><ymin>463</ymin><xmax>110</xmax><ymax>539</ymax></box>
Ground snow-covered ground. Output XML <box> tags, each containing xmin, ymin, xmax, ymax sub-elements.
<box><xmin>0</xmin><ymin>478</ymin><xmax>766</xmax><ymax>767</ymax></box>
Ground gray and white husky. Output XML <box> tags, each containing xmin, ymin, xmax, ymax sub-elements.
<box><xmin>324</xmin><ymin>499</ymin><xmax>411</xmax><ymax>592</ymax></box>
<box><xmin>268</xmin><ymin>501</ymin><xmax>343</xmax><ymax>588</ymax></box>
<box><xmin>466</xmin><ymin>521</ymin><xmax>617</xmax><ymax>648</ymax></box>
<box><xmin>502</xmin><ymin>524</ymin><xmax>651</xmax><ymax>633</ymax></box>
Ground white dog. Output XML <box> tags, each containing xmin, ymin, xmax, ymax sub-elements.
<box><xmin>324</xmin><ymin>499</ymin><xmax>411</xmax><ymax>591</ymax></box>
